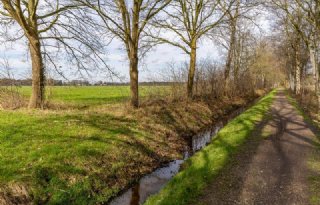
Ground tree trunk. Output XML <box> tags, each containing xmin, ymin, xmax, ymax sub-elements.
<box><xmin>28</xmin><ymin>36</ymin><xmax>45</xmax><ymax>109</ymax></box>
<box><xmin>295</xmin><ymin>50</ymin><xmax>301</xmax><ymax>95</ymax></box>
<box><xmin>312</xmin><ymin>49</ymin><xmax>320</xmax><ymax>113</ymax></box>
<box><xmin>234</xmin><ymin>31</ymin><xmax>242</xmax><ymax>94</ymax></box>
<box><xmin>129</xmin><ymin>51</ymin><xmax>139</xmax><ymax>108</ymax></box>
<box><xmin>224</xmin><ymin>0</ymin><xmax>239</xmax><ymax>96</ymax></box>
<box><xmin>187</xmin><ymin>41</ymin><xmax>197</xmax><ymax>99</ymax></box>
<box><xmin>224</xmin><ymin>25</ymin><xmax>236</xmax><ymax>95</ymax></box>
<box><xmin>263</xmin><ymin>75</ymin><xmax>267</xmax><ymax>88</ymax></box>
<box><xmin>224</xmin><ymin>47</ymin><xmax>232</xmax><ymax>95</ymax></box>
<box><xmin>317</xmin><ymin>79</ymin><xmax>320</xmax><ymax>113</ymax></box>
<box><xmin>310</xmin><ymin>47</ymin><xmax>318</xmax><ymax>92</ymax></box>
<box><xmin>289</xmin><ymin>72</ymin><xmax>295</xmax><ymax>92</ymax></box>
<box><xmin>127</xmin><ymin>0</ymin><xmax>140</xmax><ymax>108</ymax></box>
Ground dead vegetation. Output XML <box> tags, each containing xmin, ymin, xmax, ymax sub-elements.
<box><xmin>0</xmin><ymin>87</ymin><xmax>25</xmax><ymax>110</ymax></box>
<box><xmin>0</xmin><ymin>184</ymin><xmax>31</xmax><ymax>205</ymax></box>
<box><xmin>291</xmin><ymin>90</ymin><xmax>320</xmax><ymax>124</ymax></box>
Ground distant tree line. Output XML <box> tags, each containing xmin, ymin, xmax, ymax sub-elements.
<box><xmin>0</xmin><ymin>78</ymin><xmax>180</xmax><ymax>86</ymax></box>
<box><xmin>0</xmin><ymin>78</ymin><xmax>33</xmax><ymax>86</ymax></box>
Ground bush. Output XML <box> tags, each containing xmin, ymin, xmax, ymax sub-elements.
<box><xmin>0</xmin><ymin>87</ymin><xmax>25</xmax><ymax>109</ymax></box>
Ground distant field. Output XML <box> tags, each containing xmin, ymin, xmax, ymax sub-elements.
<box><xmin>15</xmin><ymin>85</ymin><xmax>170</xmax><ymax>106</ymax></box>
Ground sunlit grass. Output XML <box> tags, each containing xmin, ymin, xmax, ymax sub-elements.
<box><xmin>15</xmin><ymin>85</ymin><xmax>170</xmax><ymax>106</ymax></box>
<box><xmin>0</xmin><ymin>109</ymin><xmax>147</xmax><ymax>204</ymax></box>
<box><xmin>144</xmin><ymin>89</ymin><xmax>276</xmax><ymax>205</ymax></box>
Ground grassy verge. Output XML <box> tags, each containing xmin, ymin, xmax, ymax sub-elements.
<box><xmin>285</xmin><ymin>91</ymin><xmax>320</xmax><ymax>205</ymax></box>
<box><xmin>144</xmin><ymin>89</ymin><xmax>276</xmax><ymax>205</ymax></box>
<box><xmin>285</xmin><ymin>91</ymin><xmax>309</xmax><ymax>120</ymax></box>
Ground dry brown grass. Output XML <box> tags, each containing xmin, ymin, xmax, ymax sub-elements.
<box><xmin>0</xmin><ymin>183</ymin><xmax>31</xmax><ymax>205</ymax></box>
<box><xmin>0</xmin><ymin>87</ymin><xmax>26</xmax><ymax>110</ymax></box>
<box><xmin>293</xmin><ymin>90</ymin><xmax>320</xmax><ymax>124</ymax></box>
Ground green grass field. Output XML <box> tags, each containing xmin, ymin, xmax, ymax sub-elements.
<box><xmin>0</xmin><ymin>107</ymin><xmax>142</xmax><ymax>204</ymax></box>
<box><xmin>15</xmin><ymin>85</ymin><xmax>169</xmax><ymax>106</ymax></box>
<box><xmin>1</xmin><ymin>85</ymin><xmax>176</xmax><ymax>204</ymax></box>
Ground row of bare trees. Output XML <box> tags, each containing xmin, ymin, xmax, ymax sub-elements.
<box><xmin>269</xmin><ymin>0</ymin><xmax>320</xmax><ymax>111</ymax></box>
<box><xmin>0</xmin><ymin>0</ymin><xmax>306</xmax><ymax>109</ymax></box>
<box><xmin>161</xmin><ymin>36</ymin><xmax>285</xmax><ymax>103</ymax></box>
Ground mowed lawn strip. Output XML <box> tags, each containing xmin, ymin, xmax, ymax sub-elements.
<box><xmin>144</xmin><ymin>89</ymin><xmax>276</xmax><ymax>205</ymax></box>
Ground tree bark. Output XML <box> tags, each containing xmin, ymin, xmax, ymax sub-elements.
<box><xmin>127</xmin><ymin>0</ymin><xmax>140</xmax><ymax>108</ymax></box>
<box><xmin>263</xmin><ymin>74</ymin><xmax>267</xmax><ymax>88</ymax></box>
<box><xmin>295</xmin><ymin>49</ymin><xmax>301</xmax><ymax>95</ymax></box>
<box><xmin>224</xmin><ymin>45</ymin><xmax>232</xmax><ymax>95</ymax></box>
<box><xmin>317</xmin><ymin>79</ymin><xmax>320</xmax><ymax>113</ymax></box>
<box><xmin>312</xmin><ymin>49</ymin><xmax>320</xmax><ymax>112</ymax></box>
<box><xmin>28</xmin><ymin>36</ymin><xmax>45</xmax><ymax>109</ymax></box>
<box><xmin>224</xmin><ymin>25</ymin><xmax>236</xmax><ymax>95</ymax></box>
<box><xmin>224</xmin><ymin>0</ymin><xmax>239</xmax><ymax>96</ymax></box>
<box><xmin>129</xmin><ymin>51</ymin><xmax>139</xmax><ymax>108</ymax></box>
<box><xmin>309</xmin><ymin>47</ymin><xmax>318</xmax><ymax>92</ymax></box>
<box><xmin>289</xmin><ymin>72</ymin><xmax>294</xmax><ymax>92</ymax></box>
<box><xmin>187</xmin><ymin>41</ymin><xmax>197</xmax><ymax>99</ymax></box>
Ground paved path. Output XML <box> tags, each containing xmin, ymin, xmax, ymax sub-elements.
<box><xmin>198</xmin><ymin>90</ymin><xmax>319</xmax><ymax>205</ymax></box>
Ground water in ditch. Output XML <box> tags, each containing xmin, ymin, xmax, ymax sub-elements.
<box><xmin>109</xmin><ymin>107</ymin><xmax>245</xmax><ymax>205</ymax></box>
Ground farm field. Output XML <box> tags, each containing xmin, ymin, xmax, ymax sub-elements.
<box><xmin>14</xmin><ymin>85</ymin><xmax>171</xmax><ymax>107</ymax></box>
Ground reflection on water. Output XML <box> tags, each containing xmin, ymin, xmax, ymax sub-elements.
<box><xmin>192</xmin><ymin>123</ymin><xmax>223</xmax><ymax>152</ymax></box>
<box><xmin>109</xmin><ymin>107</ymin><xmax>245</xmax><ymax>205</ymax></box>
<box><xmin>109</xmin><ymin>126</ymin><xmax>224</xmax><ymax>205</ymax></box>
<box><xmin>109</xmin><ymin>160</ymin><xmax>184</xmax><ymax>205</ymax></box>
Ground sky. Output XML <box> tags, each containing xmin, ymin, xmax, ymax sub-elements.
<box><xmin>0</xmin><ymin>11</ymin><xmax>271</xmax><ymax>83</ymax></box>
<box><xmin>0</xmin><ymin>36</ymin><xmax>223</xmax><ymax>83</ymax></box>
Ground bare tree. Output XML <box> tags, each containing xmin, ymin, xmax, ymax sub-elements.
<box><xmin>270</xmin><ymin>0</ymin><xmax>320</xmax><ymax>107</ymax></box>
<box><xmin>219</xmin><ymin>0</ymin><xmax>260</xmax><ymax>95</ymax></box>
<box><xmin>217</xmin><ymin>21</ymin><xmax>260</xmax><ymax>96</ymax></box>
<box><xmin>78</xmin><ymin>0</ymin><xmax>172</xmax><ymax>108</ymax></box>
<box><xmin>223</xmin><ymin>0</ymin><xmax>240</xmax><ymax>94</ymax></box>
<box><xmin>0</xmin><ymin>0</ymin><xmax>108</xmax><ymax>108</ymax></box>
<box><xmin>152</xmin><ymin>0</ymin><xmax>232</xmax><ymax>98</ymax></box>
